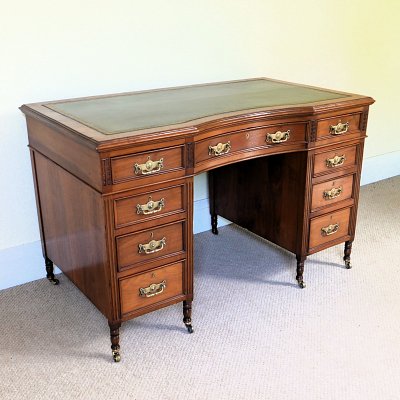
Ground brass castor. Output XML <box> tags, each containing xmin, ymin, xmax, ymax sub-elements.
<box><xmin>297</xmin><ymin>280</ymin><xmax>306</xmax><ymax>289</ymax></box>
<box><xmin>345</xmin><ymin>260</ymin><xmax>352</xmax><ymax>269</ymax></box>
<box><xmin>112</xmin><ymin>350</ymin><xmax>121</xmax><ymax>362</ymax></box>
<box><xmin>47</xmin><ymin>277</ymin><xmax>60</xmax><ymax>285</ymax></box>
<box><xmin>186</xmin><ymin>324</ymin><xmax>194</xmax><ymax>334</ymax></box>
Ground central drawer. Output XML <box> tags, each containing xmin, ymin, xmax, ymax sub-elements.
<box><xmin>116</xmin><ymin>221</ymin><xmax>185</xmax><ymax>271</ymax></box>
<box><xmin>195</xmin><ymin>122</ymin><xmax>307</xmax><ymax>164</ymax></box>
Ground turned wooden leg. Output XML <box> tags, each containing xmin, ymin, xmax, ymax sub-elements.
<box><xmin>183</xmin><ymin>300</ymin><xmax>194</xmax><ymax>333</ymax></box>
<box><xmin>211</xmin><ymin>214</ymin><xmax>218</xmax><ymax>235</ymax></box>
<box><xmin>108</xmin><ymin>321</ymin><xmax>121</xmax><ymax>362</ymax></box>
<box><xmin>45</xmin><ymin>256</ymin><xmax>59</xmax><ymax>285</ymax></box>
<box><xmin>296</xmin><ymin>255</ymin><xmax>306</xmax><ymax>289</ymax></box>
<box><xmin>343</xmin><ymin>240</ymin><xmax>353</xmax><ymax>269</ymax></box>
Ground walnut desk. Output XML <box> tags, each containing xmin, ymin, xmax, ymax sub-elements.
<box><xmin>20</xmin><ymin>78</ymin><xmax>374</xmax><ymax>362</ymax></box>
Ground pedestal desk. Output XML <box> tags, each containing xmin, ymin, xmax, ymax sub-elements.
<box><xmin>20</xmin><ymin>78</ymin><xmax>374</xmax><ymax>362</ymax></box>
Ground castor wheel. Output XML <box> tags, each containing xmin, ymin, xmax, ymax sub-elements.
<box><xmin>186</xmin><ymin>325</ymin><xmax>194</xmax><ymax>334</ymax></box>
<box><xmin>298</xmin><ymin>280</ymin><xmax>306</xmax><ymax>289</ymax></box>
<box><xmin>345</xmin><ymin>260</ymin><xmax>352</xmax><ymax>269</ymax></box>
<box><xmin>47</xmin><ymin>277</ymin><xmax>59</xmax><ymax>285</ymax></box>
<box><xmin>112</xmin><ymin>350</ymin><xmax>121</xmax><ymax>362</ymax></box>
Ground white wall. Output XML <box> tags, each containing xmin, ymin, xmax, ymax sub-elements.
<box><xmin>1</xmin><ymin>1</ymin><xmax>399</xmax><ymax>286</ymax></box>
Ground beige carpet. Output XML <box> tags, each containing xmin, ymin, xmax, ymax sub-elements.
<box><xmin>1</xmin><ymin>176</ymin><xmax>399</xmax><ymax>400</ymax></box>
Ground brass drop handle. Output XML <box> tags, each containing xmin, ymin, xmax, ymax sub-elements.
<box><xmin>326</xmin><ymin>154</ymin><xmax>346</xmax><ymax>168</ymax></box>
<box><xmin>329</xmin><ymin>121</ymin><xmax>349</xmax><ymax>135</ymax></box>
<box><xmin>138</xmin><ymin>237</ymin><xmax>166</xmax><ymax>254</ymax></box>
<box><xmin>134</xmin><ymin>156</ymin><xmax>164</xmax><ymax>175</ymax></box>
<box><xmin>208</xmin><ymin>141</ymin><xmax>231</xmax><ymax>156</ymax></box>
<box><xmin>137</xmin><ymin>196</ymin><xmax>165</xmax><ymax>215</ymax></box>
<box><xmin>139</xmin><ymin>280</ymin><xmax>166</xmax><ymax>298</ymax></box>
<box><xmin>321</xmin><ymin>223</ymin><xmax>340</xmax><ymax>237</ymax></box>
<box><xmin>323</xmin><ymin>186</ymin><xmax>343</xmax><ymax>200</ymax></box>
<box><xmin>266</xmin><ymin>130</ymin><xmax>290</xmax><ymax>144</ymax></box>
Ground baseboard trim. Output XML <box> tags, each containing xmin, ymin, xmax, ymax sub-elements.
<box><xmin>1</xmin><ymin>150</ymin><xmax>398</xmax><ymax>290</ymax></box>
<box><xmin>361</xmin><ymin>151</ymin><xmax>400</xmax><ymax>185</ymax></box>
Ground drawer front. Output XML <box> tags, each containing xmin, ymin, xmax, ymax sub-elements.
<box><xmin>314</xmin><ymin>145</ymin><xmax>357</xmax><ymax>175</ymax></box>
<box><xmin>196</xmin><ymin>122</ymin><xmax>307</xmax><ymax>164</ymax></box>
<box><xmin>119</xmin><ymin>261</ymin><xmax>184</xmax><ymax>316</ymax></box>
<box><xmin>317</xmin><ymin>113</ymin><xmax>361</xmax><ymax>139</ymax></box>
<box><xmin>114</xmin><ymin>184</ymin><xmax>185</xmax><ymax>229</ymax></box>
<box><xmin>111</xmin><ymin>146</ymin><xmax>184</xmax><ymax>184</ymax></box>
<box><xmin>116</xmin><ymin>221</ymin><xmax>185</xmax><ymax>271</ymax></box>
<box><xmin>309</xmin><ymin>208</ymin><xmax>351</xmax><ymax>249</ymax></box>
<box><xmin>311</xmin><ymin>175</ymin><xmax>354</xmax><ymax>211</ymax></box>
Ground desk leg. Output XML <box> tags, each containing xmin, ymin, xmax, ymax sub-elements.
<box><xmin>109</xmin><ymin>321</ymin><xmax>121</xmax><ymax>362</ymax></box>
<box><xmin>211</xmin><ymin>214</ymin><xmax>218</xmax><ymax>235</ymax></box>
<box><xmin>183</xmin><ymin>301</ymin><xmax>194</xmax><ymax>333</ymax></box>
<box><xmin>296</xmin><ymin>255</ymin><xmax>306</xmax><ymax>289</ymax></box>
<box><xmin>45</xmin><ymin>257</ymin><xmax>59</xmax><ymax>285</ymax></box>
<box><xmin>343</xmin><ymin>240</ymin><xmax>353</xmax><ymax>269</ymax></box>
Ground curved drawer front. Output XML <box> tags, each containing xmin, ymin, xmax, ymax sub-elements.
<box><xmin>309</xmin><ymin>207</ymin><xmax>351</xmax><ymax>249</ymax></box>
<box><xmin>119</xmin><ymin>261</ymin><xmax>184</xmax><ymax>316</ymax></box>
<box><xmin>195</xmin><ymin>122</ymin><xmax>307</xmax><ymax>164</ymax></box>
<box><xmin>316</xmin><ymin>113</ymin><xmax>361</xmax><ymax>140</ymax></box>
<box><xmin>314</xmin><ymin>145</ymin><xmax>357</xmax><ymax>176</ymax></box>
<box><xmin>111</xmin><ymin>146</ymin><xmax>184</xmax><ymax>184</ymax></box>
<box><xmin>311</xmin><ymin>175</ymin><xmax>354</xmax><ymax>211</ymax></box>
<box><xmin>114</xmin><ymin>184</ymin><xmax>185</xmax><ymax>229</ymax></box>
<box><xmin>116</xmin><ymin>221</ymin><xmax>185</xmax><ymax>271</ymax></box>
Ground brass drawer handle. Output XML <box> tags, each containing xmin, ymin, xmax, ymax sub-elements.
<box><xmin>321</xmin><ymin>223</ymin><xmax>339</xmax><ymax>237</ymax></box>
<box><xmin>208</xmin><ymin>141</ymin><xmax>231</xmax><ymax>156</ymax></box>
<box><xmin>326</xmin><ymin>154</ymin><xmax>346</xmax><ymax>168</ymax></box>
<box><xmin>137</xmin><ymin>196</ymin><xmax>165</xmax><ymax>215</ymax></box>
<box><xmin>134</xmin><ymin>156</ymin><xmax>164</xmax><ymax>175</ymax></box>
<box><xmin>138</xmin><ymin>237</ymin><xmax>166</xmax><ymax>254</ymax></box>
<box><xmin>329</xmin><ymin>121</ymin><xmax>349</xmax><ymax>135</ymax></box>
<box><xmin>139</xmin><ymin>280</ymin><xmax>166</xmax><ymax>298</ymax></box>
<box><xmin>266</xmin><ymin>130</ymin><xmax>290</xmax><ymax>144</ymax></box>
<box><xmin>323</xmin><ymin>186</ymin><xmax>343</xmax><ymax>200</ymax></box>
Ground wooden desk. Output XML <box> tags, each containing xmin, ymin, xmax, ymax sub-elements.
<box><xmin>20</xmin><ymin>78</ymin><xmax>374</xmax><ymax>362</ymax></box>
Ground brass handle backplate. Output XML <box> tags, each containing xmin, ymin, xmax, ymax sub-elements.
<box><xmin>137</xmin><ymin>196</ymin><xmax>165</xmax><ymax>215</ymax></box>
<box><xmin>266</xmin><ymin>130</ymin><xmax>290</xmax><ymax>144</ymax></box>
<box><xmin>323</xmin><ymin>186</ymin><xmax>343</xmax><ymax>200</ymax></box>
<box><xmin>138</xmin><ymin>237</ymin><xmax>166</xmax><ymax>254</ymax></box>
<box><xmin>208</xmin><ymin>141</ymin><xmax>231</xmax><ymax>156</ymax></box>
<box><xmin>326</xmin><ymin>155</ymin><xmax>346</xmax><ymax>168</ymax></box>
<box><xmin>139</xmin><ymin>280</ymin><xmax>166</xmax><ymax>298</ymax></box>
<box><xmin>134</xmin><ymin>156</ymin><xmax>164</xmax><ymax>175</ymax></box>
<box><xmin>321</xmin><ymin>223</ymin><xmax>340</xmax><ymax>236</ymax></box>
<box><xmin>329</xmin><ymin>121</ymin><xmax>349</xmax><ymax>135</ymax></box>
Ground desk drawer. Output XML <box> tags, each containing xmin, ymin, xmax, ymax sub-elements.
<box><xmin>316</xmin><ymin>113</ymin><xmax>361</xmax><ymax>139</ymax></box>
<box><xmin>111</xmin><ymin>146</ymin><xmax>184</xmax><ymax>184</ymax></box>
<box><xmin>119</xmin><ymin>261</ymin><xmax>184</xmax><ymax>316</ymax></box>
<box><xmin>309</xmin><ymin>207</ymin><xmax>351</xmax><ymax>249</ymax></box>
<box><xmin>116</xmin><ymin>221</ymin><xmax>185</xmax><ymax>271</ymax></box>
<box><xmin>311</xmin><ymin>175</ymin><xmax>354</xmax><ymax>211</ymax></box>
<box><xmin>196</xmin><ymin>122</ymin><xmax>306</xmax><ymax>164</ymax></box>
<box><xmin>314</xmin><ymin>145</ymin><xmax>357</xmax><ymax>176</ymax></box>
<box><xmin>114</xmin><ymin>184</ymin><xmax>185</xmax><ymax>229</ymax></box>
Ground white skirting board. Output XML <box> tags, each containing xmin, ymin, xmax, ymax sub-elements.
<box><xmin>0</xmin><ymin>151</ymin><xmax>398</xmax><ymax>290</ymax></box>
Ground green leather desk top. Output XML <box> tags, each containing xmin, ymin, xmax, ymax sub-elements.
<box><xmin>45</xmin><ymin>79</ymin><xmax>351</xmax><ymax>135</ymax></box>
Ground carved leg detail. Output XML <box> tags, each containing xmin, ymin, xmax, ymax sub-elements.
<box><xmin>183</xmin><ymin>301</ymin><xmax>194</xmax><ymax>333</ymax></box>
<box><xmin>296</xmin><ymin>255</ymin><xmax>306</xmax><ymax>289</ymax></box>
<box><xmin>45</xmin><ymin>257</ymin><xmax>59</xmax><ymax>285</ymax></box>
<box><xmin>109</xmin><ymin>322</ymin><xmax>121</xmax><ymax>362</ymax></box>
<box><xmin>343</xmin><ymin>241</ymin><xmax>353</xmax><ymax>269</ymax></box>
<box><xmin>211</xmin><ymin>214</ymin><xmax>218</xmax><ymax>235</ymax></box>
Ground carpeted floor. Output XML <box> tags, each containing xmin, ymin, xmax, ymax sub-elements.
<box><xmin>0</xmin><ymin>176</ymin><xmax>399</xmax><ymax>400</ymax></box>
